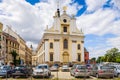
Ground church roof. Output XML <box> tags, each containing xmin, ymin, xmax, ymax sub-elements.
<box><xmin>84</xmin><ymin>48</ymin><xmax>89</xmax><ymax>52</ymax></box>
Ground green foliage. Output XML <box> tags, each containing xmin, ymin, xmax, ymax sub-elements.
<box><xmin>96</xmin><ymin>56</ymin><xmax>105</xmax><ymax>63</ymax></box>
<box><xmin>10</xmin><ymin>50</ymin><xmax>19</xmax><ymax>66</ymax></box>
<box><xmin>96</xmin><ymin>48</ymin><xmax>120</xmax><ymax>63</ymax></box>
<box><xmin>90</xmin><ymin>57</ymin><xmax>96</xmax><ymax>63</ymax></box>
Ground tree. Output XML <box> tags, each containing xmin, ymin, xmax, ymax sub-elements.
<box><xmin>104</xmin><ymin>48</ymin><xmax>120</xmax><ymax>62</ymax></box>
<box><xmin>96</xmin><ymin>56</ymin><xmax>105</xmax><ymax>63</ymax></box>
<box><xmin>90</xmin><ymin>57</ymin><xmax>96</xmax><ymax>64</ymax></box>
<box><xmin>10</xmin><ymin>50</ymin><xmax>18</xmax><ymax>66</ymax></box>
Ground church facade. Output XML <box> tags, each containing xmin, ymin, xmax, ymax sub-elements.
<box><xmin>35</xmin><ymin>7</ymin><xmax>85</xmax><ymax>65</ymax></box>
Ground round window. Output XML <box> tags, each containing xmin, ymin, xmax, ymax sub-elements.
<box><xmin>63</xmin><ymin>19</ymin><xmax>67</xmax><ymax>23</ymax></box>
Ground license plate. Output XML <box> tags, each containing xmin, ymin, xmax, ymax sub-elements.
<box><xmin>16</xmin><ymin>71</ymin><xmax>20</xmax><ymax>73</ymax></box>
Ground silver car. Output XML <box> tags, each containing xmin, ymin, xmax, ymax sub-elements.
<box><xmin>0</xmin><ymin>65</ymin><xmax>12</xmax><ymax>77</ymax></box>
<box><xmin>91</xmin><ymin>65</ymin><xmax>114</xmax><ymax>78</ymax></box>
<box><xmin>113</xmin><ymin>65</ymin><xmax>120</xmax><ymax>77</ymax></box>
<box><xmin>50</xmin><ymin>66</ymin><xmax>58</xmax><ymax>71</ymax></box>
<box><xmin>70</xmin><ymin>64</ymin><xmax>90</xmax><ymax>78</ymax></box>
<box><xmin>61</xmin><ymin>65</ymin><xmax>69</xmax><ymax>72</ymax></box>
<box><xmin>32</xmin><ymin>64</ymin><xmax>51</xmax><ymax>78</ymax></box>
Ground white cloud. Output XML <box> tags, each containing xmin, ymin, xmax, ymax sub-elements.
<box><xmin>107</xmin><ymin>36</ymin><xmax>120</xmax><ymax>49</ymax></box>
<box><xmin>77</xmin><ymin>8</ymin><xmax>119</xmax><ymax>35</ymax></box>
<box><xmin>88</xmin><ymin>45</ymin><xmax>112</xmax><ymax>59</ymax></box>
<box><xmin>0</xmin><ymin>0</ymin><xmax>120</xmax><ymax>59</ymax></box>
<box><xmin>78</xmin><ymin>0</ymin><xmax>120</xmax><ymax>58</ymax></box>
<box><xmin>0</xmin><ymin>0</ymin><xmax>80</xmax><ymax>49</ymax></box>
<box><xmin>111</xmin><ymin>0</ymin><xmax>120</xmax><ymax>10</ymax></box>
<box><xmin>85</xmin><ymin>0</ymin><xmax>107</xmax><ymax>11</ymax></box>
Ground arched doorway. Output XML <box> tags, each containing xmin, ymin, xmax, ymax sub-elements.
<box><xmin>63</xmin><ymin>52</ymin><xmax>69</xmax><ymax>63</ymax></box>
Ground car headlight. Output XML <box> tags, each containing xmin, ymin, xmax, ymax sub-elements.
<box><xmin>33</xmin><ymin>71</ymin><xmax>37</xmax><ymax>75</ymax></box>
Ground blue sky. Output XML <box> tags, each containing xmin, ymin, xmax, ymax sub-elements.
<box><xmin>0</xmin><ymin>0</ymin><xmax>120</xmax><ymax>58</ymax></box>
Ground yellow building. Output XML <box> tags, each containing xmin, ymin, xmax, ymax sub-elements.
<box><xmin>3</xmin><ymin>24</ymin><xmax>32</xmax><ymax>65</ymax></box>
<box><xmin>18</xmin><ymin>37</ymin><xmax>26</xmax><ymax>64</ymax></box>
<box><xmin>32</xmin><ymin>54</ymin><xmax>37</xmax><ymax>66</ymax></box>
<box><xmin>0</xmin><ymin>23</ymin><xmax>7</xmax><ymax>64</ymax></box>
<box><xmin>3</xmin><ymin>32</ymin><xmax>19</xmax><ymax>64</ymax></box>
<box><xmin>36</xmin><ymin>7</ymin><xmax>85</xmax><ymax>65</ymax></box>
<box><xmin>25</xmin><ymin>45</ymin><xmax>32</xmax><ymax>65</ymax></box>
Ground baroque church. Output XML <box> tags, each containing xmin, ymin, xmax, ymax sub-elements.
<box><xmin>35</xmin><ymin>6</ymin><xmax>86</xmax><ymax>65</ymax></box>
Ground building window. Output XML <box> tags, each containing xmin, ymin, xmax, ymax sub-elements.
<box><xmin>63</xmin><ymin>19</ymin><xmax>67</xmax><ymax>23</ymax></box>
<box><xmin>0</xmin><ymin>45</ymin><xmax>1</xmax><ymax>49</ymax></box>
<box><xmin>63</xmin><ymin>27</ymin><xmax>67</xmax><ymax>32</ymax></box>
<box><xmin>0</xmin><ymin>35</ymin><xmax>1</xmax><ymax>41</ymax></box>
<box><xmin>78</xmin><ymin>54</ymin><xmax>80</xmax><ymax>61</ymax></box>
<box><xmin>63</xmin><ymin>39</ymin><xmax>68</xmax><ymax>49</ymax></box>
<box><xmin>85</xmin><ymin>54</ymin><xmax>86</xmax><ymax>57</ymax></box>
<box><xmin>78</xmin><ymin>44</ymin><xmax>80</xmax><ymax>50</ymax></box>
<box><xmin>50</xmin><ymin>42</ymin><xmax>53</xmax><ymax>49</ymax></box>
<box><xmin>50</xmin><ymin>53</ymin><xmax>53</xmax><ymax>61</ymax></box>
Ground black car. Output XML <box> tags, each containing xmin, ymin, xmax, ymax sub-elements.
<box><xmin>11</xmin><ymin>65</ymin><xmax>32</xmax><ymax>78</ymax></box>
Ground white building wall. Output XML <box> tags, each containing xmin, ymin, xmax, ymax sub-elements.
<box><xmin>45</xmin><ymin>41</ymin><xmax>49</xmax><ymax>62</ymax></box>
<box><xmin>81</xmin><ymin>42</ymin><xmax>84</xmax><ymax>62</ymax></box>
<box><xmin>54</xmin><ymin>18</ymin><xmax>60</xmax><ymax>32</ymax></box>
<box><xmin>70</xmin><ymin>19</ymin><xmax>77</xmax><ymax>34</ymax></box>
<box><xmin>54</xmin><ymin>41</ymin><xmax>60</xmax><ymax>61</ymax></box>
<box><xmin>72</xmin><ymin>42</ymin><xmax>77</xmax><ymax>61</ymax></box>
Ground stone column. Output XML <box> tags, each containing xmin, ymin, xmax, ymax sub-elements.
<box><xmin>81</xmin><ymin>41</ymin><xmax>84</xmax><ymax>62</ymax></box>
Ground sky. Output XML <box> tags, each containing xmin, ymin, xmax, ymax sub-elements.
<box><xmin>0</xmin><ymin>0</ymin><xmax>120</xmax><ymax>59</ymax></box>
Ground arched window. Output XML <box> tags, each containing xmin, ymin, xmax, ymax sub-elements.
<box><xmin>63</xmin><ymin>39</ymin><xmax>68</xmax><ymax>49</ymax></box>
<box><xmin>50</xmin><ymin>42</ymin><xmax>53</xmax><ymax>49</ymax></box>
<box><xmin>78</xmin><ymin>44</ymin><xmax>80</xmax><ymax>50</ymax></box>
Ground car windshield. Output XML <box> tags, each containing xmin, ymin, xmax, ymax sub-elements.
<box><xmin>36</xmin><ymin>65</ymin><xmax>48</xmax><ymax>69</ymax></box>
<box><xmin>15</xmin><ymin>66</ymin><xmax>25</xmax><ymax>69</ymax></box>
<box><xmin>116</xmin><ymin>66</ymin><xmax>120</xmax><ymax>70</ymax></box>
<box><xmin>100</xmin><ymin>66</ymin><xmax>114</xmax><ymax>70</ymax></box>
<box><xmin>62</xmin><ymin>65</ymin><xmax>68</xmax><ymax>68</ymax></box>
<box><xmin>77</xmin><ymin>65</ymin><xmax>86</xmax><ymax>69</ymax></box>
<box><xmin>53</xmin><ymin>64</ymin><xmax>59</xmax><ymax>67</ymax></box>
<box><xmin>0</xmin><ymin>66</ymin><xmax>10</xmax><ymax>70</ymax></box>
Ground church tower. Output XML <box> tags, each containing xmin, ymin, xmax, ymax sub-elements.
<box><xmin>36</xmin><ymin>5</ymin><xmax>85</xmax><ymax>65</ymax></box>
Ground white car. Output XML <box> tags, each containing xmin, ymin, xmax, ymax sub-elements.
<box><xmin>32</xmin><ymin>64</ymin><xmax>51</xmax><ymax>78</ymax></box>
<box><xmin>113</xmin><ymin>65</ymin><xmax>120</xmax><ymax>77</ymax></box>
<box><xmin>61</xmin><ymin>65</ymin><xmax>69</xmax><ymax>72</ymax></box>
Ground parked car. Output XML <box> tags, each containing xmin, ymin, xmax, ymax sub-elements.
<box><xmin>32</xmin><ymin>64</ymin><xmax>51</xmax><ymax>78</ymax></box>
<box><xmin>53</xmin><ymin>64</ymin><xmax>59</xmax><ymax>68</ymax></box>
<box><xmin>61</xmin><ymin>65</ymin><xmax>69</xmax><ymax>72</ymax></box>
<box><xmin>50</xmin><ymin>65</ymin><xmax>58</xmax><ymax>71</ymax></box>
<box><xmin>70</xmin><ymin>64</ymin><xmax>90</xmax><ymax>78</ymax></box>
<box><xmin>113</xmin><ymin>65</ymin><xmax>120</xmax><ymax>77</ymax></box>
<box><xmin>0</xmin><ymin>65</ymin><xmax>13</xmax><ymax>77</ymax></box>
<box><xmin>91</xmin><ymin>65</ymin><xmax>114</xmax><ymax>78</ymax></box>
<box><xmin>67</xmin><ymin>62</ymin><xmax>73</xmax><ymax>67</ymax></box>
<box><xmin>11</xmin><ymin>65</ymin><xmax>31</xmax><ymax>78</ymax></box>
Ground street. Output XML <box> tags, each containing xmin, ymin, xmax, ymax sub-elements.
<box><xmin>0</xmin><ymin>71</ymin><xmax>119</xmax><ymax>80</ymax></box>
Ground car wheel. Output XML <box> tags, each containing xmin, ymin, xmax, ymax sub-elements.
<box><xmin>46</xmin><ymin>74</ymin><xmax>50</xmax><ymax>78</ymax></box>
<box><xmin>26</xmin><ymin>74</ymin><xmax>28</xmax><ymax>78</ymax></box>
<box><xmin>12</xmin><ymin>75</ymin><xmax>15</xmax><ymax>78</ymax></box>
<box><xmin>7</xmin><ymin>74</ymin><xmax>10</xmax><ymax>78</ymax></box>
